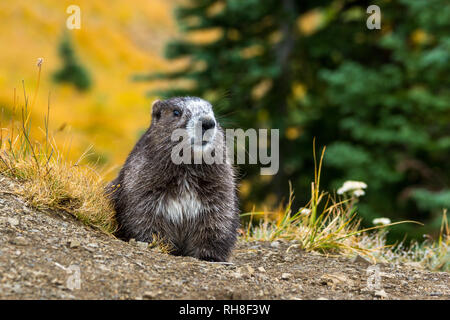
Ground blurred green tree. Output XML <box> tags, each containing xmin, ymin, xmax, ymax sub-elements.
<box><xmin>140</xmin><ymin>0</ymin><xmax>450</xmax><ymax>240</ymax></box>
<box><xmin>53</xmin><ymin>33</ymin><xmax>92</xmax><ymax>91</ymax></box>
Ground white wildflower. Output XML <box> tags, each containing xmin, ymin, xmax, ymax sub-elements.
<box><xmin>372</xmin><ymin>218</ymin><xmax>391</xmax><ymax>226</ymax></box>
<box><xmin>337</xmin><ymin>180</ymin><xmax>367</xmax><ymax>197</ymax></box>
<box><xmin>300</xmin><ymin>208</ymin><xmax>311</xmax><ymax>215</ymax></box>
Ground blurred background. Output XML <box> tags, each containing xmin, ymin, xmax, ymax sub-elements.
<box><xmin>0</xmin><ymin>0</ymin><xmax>448</xmax><ymax>242</ymax></box>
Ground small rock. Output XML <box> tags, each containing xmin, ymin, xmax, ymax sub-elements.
<box><xmin>246</xmin><ymin>265</ymin><xmax>255</xmax><ymax>276</ymax></box>
<box><xmin>12</xmin><ymin>236</ymin><xmax>28</xmax><ymax>246</ymax></box>
<box><xmin>84</xmin><ymin>246</ymin><xmax>96</xmax><ymax>253</ymax></box>
<box><xmin>281</xmin><ymin>273</ymin><xmax>291</xmax><ymax>280</ymax></box>
<box><xmin>142</xmin><ymin>291</ymin><xmax>156</xmax><ymax>299</ymax></box>
<box><xmin>270</xmin><ymin>241</ymin><xmax>280</xmax><ymax>248</ymax></box>
<box><xmin>136</xmin><ymin>241</ymin><xmax>148</xmax><ymax>249</ymax></box>
<box><xmin>429</xmin><ymin>292</ymin><xmax>443</xmax><ymax>297</ymax></box>
<box><xmin>32</xmin><ymin>271</ymin><xmax>46</xmax><ymax>277</ymax></box>
<box><xmin>257</xmin><ymin>266</ymin><xmax>266</xmax><ymax>273</ymax></box>
<box><xmin>320</xmin><ymin>274</ymin><xmax>353</xmax><ymax>288</ymax></box>
<box><xmin>352</xmin><ymin>255</ymin><xmax>371</xmax><ymax>266</ymax></box>
<box><xmin>380</xmin><ymin>272</ymin><xmax>395</xmax><ymax>279</ymax></box>
<box><xmin>129</xmin><ymin>238</ymin><xmax>136</xmax><ymax>245</ymax></box>
<box><xmin>8</xmin><ymin>217</ymin><xmax>19</xmax><ymax>227</ymax></box>
<box><xmin>51</xmin><ymin>278</ymin><xmax>63</xmax><ymax>286</ymax></box>
<box><xmin>69</xmin><ymin>240</ymin><xmax>81</xmax><ymax>248</ymax></box>
<box><xmin>283</xmin><ymin>255</ymin><xmax>295</xmax><ymax>262</ymax></box>
<box><xmin>374</xmin><ymin>289</ymin><xmax>388</xmax><ymax>299</ymax></box>
<box><xmin>12</xmin><ymin>284</ymin><xmax>22</xmax><ymax>294</ymax></box>
<box><xmin>404</xmin><ymin>262</ymin><xmax>423</xmax><ymax>269</ymax></box>
<box><xmin>231</xmin><ymin>272</ymin><xmax>242</xmax><ymax>279</ymax></box>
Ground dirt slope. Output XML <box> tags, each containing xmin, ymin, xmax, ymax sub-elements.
<box><xmin>0</xmin><ymin>176</ymin><xmax>448</xmax><ymax>300</ymax></box>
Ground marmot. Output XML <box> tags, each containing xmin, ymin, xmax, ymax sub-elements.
<box><xmin>108</xmin><ymin>97</ymin><xmax>240</xmax><ymax>262</ymax></box>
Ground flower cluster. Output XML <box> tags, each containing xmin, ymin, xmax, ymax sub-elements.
<box><xmin>372</xmin><ymin>217</ymin><xmax>391</xmax><ymax>226</ymax></box>
<box><xmin>337</xmin><ymin>180</ymin><xmax>367</xmax><ymax>197</ymax></box>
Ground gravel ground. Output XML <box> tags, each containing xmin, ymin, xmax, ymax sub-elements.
<box><xmin>0</xmin><ymin>176</ymin><xmax>448</xmax><ymax>300</ymax></box>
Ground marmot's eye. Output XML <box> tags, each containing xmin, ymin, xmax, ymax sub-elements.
<box><xmin>173</xmin><ymin>110</ymin><xmax>181</xmax><ymax>117</ymax></box>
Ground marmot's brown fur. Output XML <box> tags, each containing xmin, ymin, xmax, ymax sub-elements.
<box><xmin>108</xmin><ymin>97</ymin><xmax>240</xmax><ymax>262</ymax></box>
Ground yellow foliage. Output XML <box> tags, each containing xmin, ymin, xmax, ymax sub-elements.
<box><xmin>291</xmin><ymin>82</ymin><xmax>307</xmax><ymax>100</ymax></box>
<box><xmin>297</xmin><ymin>9</ymin><xmax>323</xmax><ymax>36</ymax></box>
<box><xmin>240</xmin><ymin>45</ymin><xmax>264</xmax><ymax>59</ymax></box>
<box><xmin>411</xmin><ymin>29</ymin><xmax>430</xmax><ymax>46</ymax></box>
<box><xmin>206</xmin><ymin>1</ymin><xmax>226</xmax><ymax>17</ymax></box>
<box><xmin>187</xmin><ymin>28</ymin><xmax>223</xmax><ymax>44</ymax></box>
<box><xmin>0</xmin><ymin>0</ymin><xmax>179</xmax><ymax>180</ymax></box>
<box><xmin>251</xmin><ymin>80</ymin><xmax>272</xmax><ymax>101</ymax></box>
<box><xmin>285</xmin><ymin>127</ymin><xmax>302</xmax><ymax>140</ymax></box>
<box><xmin>239</xmin><ymin>180</ymin><xmax>251</xmax><ymax>198</ymax></box>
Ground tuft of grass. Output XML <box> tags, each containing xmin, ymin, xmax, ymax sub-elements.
<box><xmin>362</xmin><ymin>210</ymin><xmax>449</xmax><ymax>271</ymax></box>
<box><xmin>0</xmin><ymin>64</ymin><xmax>117</xmax><ymax>234</ymax></box>
<box><xmin>241</xmin><ymin>143</ymin><xmax>448</xmax><ymax>271</ymax></box>
<box><xmin>146</xmin><ymin>234</ymin><xmax>175</xmax><ymax>255</ymax></box>
<box><xmin>0</xmin><ymin>64</ymin><xmax>175</xmax><ymax>255</ymax></box>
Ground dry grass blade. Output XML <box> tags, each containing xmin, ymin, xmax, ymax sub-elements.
<box><xmin>0</xmin><ymin>64</ymin><xmax>117</xmax><ymax>234</ymax></box>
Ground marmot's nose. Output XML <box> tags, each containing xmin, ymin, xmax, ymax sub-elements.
<box><xmin>200</xmin><ymin>117</ymin><xmax>216</xmax><ymax>133</ymax></box>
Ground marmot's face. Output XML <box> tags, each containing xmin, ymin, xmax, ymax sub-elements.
<box><xmin>150</xmin><ymin>97</ymin><xmax>219</xmax><ymax>153</ymax></box>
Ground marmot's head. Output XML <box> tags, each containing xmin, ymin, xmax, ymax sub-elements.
<box><xmin>150</xmin><ymin>97</ymin><xmax>221</xmax><ymax>155</ymax></box>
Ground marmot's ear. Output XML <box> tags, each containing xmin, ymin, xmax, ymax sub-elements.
<box><xmin>151</xmin><ymin>99</ymin><xmax>162</xmax><ymax>121</ymax></box>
